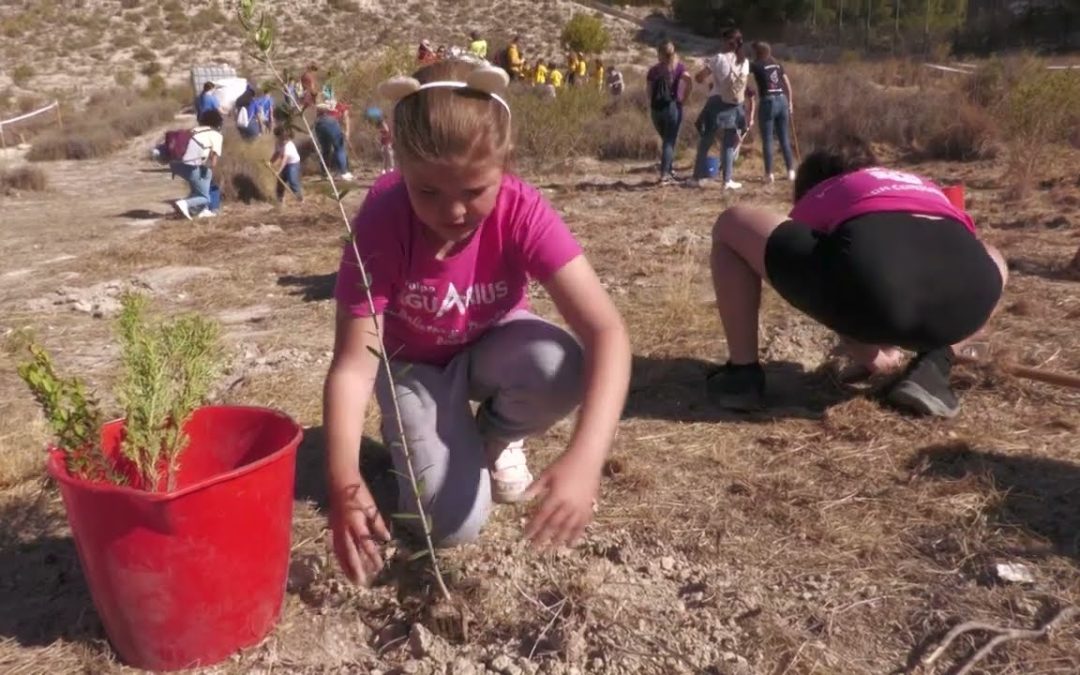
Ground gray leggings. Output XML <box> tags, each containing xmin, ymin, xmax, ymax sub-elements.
<box><xmin>375</xmin><ymin>311</ymin><xmax>583</xmax><ymax>546</ymax></box>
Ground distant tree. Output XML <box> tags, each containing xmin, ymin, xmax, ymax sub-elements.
<box><xmin>561</xmin><ymin>13</ymin><xmax>610</xmax><ymax>53</ymax></box>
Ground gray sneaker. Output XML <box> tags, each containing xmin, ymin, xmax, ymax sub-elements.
<box><xmin>885</xmin><ymin>348</ymin><xmax>959</xmax><ymax>418</ymax></box>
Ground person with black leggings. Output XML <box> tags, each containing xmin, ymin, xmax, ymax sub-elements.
<box><xmin>705</xmin><ymin>137</ymin><xmax>1008</xmax><ymax>417</ymax></box>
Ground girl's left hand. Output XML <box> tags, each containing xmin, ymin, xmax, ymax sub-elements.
<box><xmin>522</xmin><ymin>451</ymin><xmax>602</xmax><ymax>548</ymax></box>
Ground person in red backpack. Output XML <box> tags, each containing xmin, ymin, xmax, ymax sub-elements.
<box><xmin>171</xmin><ymin>109</ymin><xmax>224</xmax><ymax>220</ymax></box>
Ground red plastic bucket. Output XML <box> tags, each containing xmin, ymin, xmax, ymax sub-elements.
<box><xmin>47</xmin><ymin>406</ymin><xmax>302</xmax><ymax>671</ymax></box>
<box><xmin>942</xmin><ymin>184</ymin><xmax>965</xmax><ymax>210</ymax></box>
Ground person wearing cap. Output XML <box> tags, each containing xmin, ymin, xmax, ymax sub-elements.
<box><xmin>314</xmin><ymin>100</ymin><xmax>354</xmax><ymax>181</ymax></box>
<box><xmin>195</xmin><ymin>81</ymin><xmax>221</xmax><ymax>116</ymax></box>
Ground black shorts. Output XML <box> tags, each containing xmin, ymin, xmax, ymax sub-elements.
<box><xmin>763</xmin><ymin>212</ymin><xmax>1003</xmax><ymax>351</ymax></box>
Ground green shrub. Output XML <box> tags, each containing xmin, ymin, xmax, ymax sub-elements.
<box><xmin>113</xmin><ymin>34</ymin><xmax>137</xmax><ymax>49</ymax></box>
<box><xmin>511</xmin><ymin>87</ymin><xmax>606</xmax><ymax>166</ymax></box>
<box><xmin>115</xmin><ymin>69</ymin><xmax>135</xmax><ymax>87</ymax></box>
<box><xmin>140</xmin><ymin>60</ymin><xmax>162</xmax><ymax>77</ymax></box>
<box><xmin>561</xmin><ymin>13</ymin><xmax>610</xmax><ymax>54</ymax></box>
<box><xmin>998</xmin><ymin>69</ymin><xmax>1080</xmax><ymax>196</ymax></box>
<box><xmin>120</xmin><ymin>0</ymin><xmax>140</xmax><ymax>8</ymax></box>
<box><xmin>133</xmin><ymin>46</ymin><xmax>156</xmax><ymax>62</ymax></box>
<box><xmin>27</xmin><ymin>128</ymin><xmax>119</xmax><ymax>161</ymax></box>
<box><xmin>12</xmin><ymin>64</ymin><xmax>34</xmax><ymax>87</ymax></box>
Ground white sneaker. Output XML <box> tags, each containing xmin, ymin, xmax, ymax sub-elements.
<box><xmin>197</xmin><ymin>209</ymin><xmax>216</xmax><ymax>218</ymax></box>
<box><xmin>174</xmin><ymin>199</ymin><xmax>191</xmax><ymax>220</ymax></box>
<box><xmin>765</xmin><ymin>173</ymin><xmax>775</xmax><ymax>184</ymax></box>
<box><xmin>723</xmin><ymin>180</ymin><xmax>743</xmax><ymax>190</ymax></box>
<box><xmin>787</xmin><ymin>169</ymin><xmax>797</xmax><ymax>181</ymax></box>
<box><xmin>488</xmin><ymin>440</ymin><xmax>532</xmax><ymax>504</ymax></box>
<box><xmin>339</xmin><ymin>172</ymin><xmax>355</xmax><ymax>181</ymax></box>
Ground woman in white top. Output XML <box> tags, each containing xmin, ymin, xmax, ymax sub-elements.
<box><xmin>691</xmin><ymin>27</ymin><xmax>751</xmax><ymax>189</ymax></box>
<box><xmin>172</xmin><ymin>109</ymin><xmax>224</xmax><ymax>219</ymax></box>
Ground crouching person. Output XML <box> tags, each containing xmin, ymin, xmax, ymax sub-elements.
<box><xmin>322</xmin><ymin>59</ymin><xmax>631</xmax><ymax>586</ymax></box>
<box><xmin>706</xmin><ymin>136</ymin><xmax>1007</xmax><ymax>418</ymax></box>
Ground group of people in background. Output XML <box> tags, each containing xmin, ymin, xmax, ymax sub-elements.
<box><xmin>417</xmin><ymin>33</ymin><xmax>626</xmax><ymax>98</ymax></box>
<box><xmin>648</xmin><ymin>27</ymin><xmax>796</xmax><ymax>189</ymax></box>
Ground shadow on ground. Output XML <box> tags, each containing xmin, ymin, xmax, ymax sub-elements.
<box><xmin>1008</xmin><ymin>256</ymin><xmax>1080</xmax><ymax>283</ymax></box>
<box><xmin>278</xmin><ymin>272</ymin><xmax>336</xmax><ymax>302</ymax></box>
<box><xmin>911</xmin><ymin>442</ymin><xmax>1080</xmax><ymax>559</ymax></box>
<box><xmin>625</xmin><ymin>355</ymin><xmax>854</xmax><ymax>422</ymax></box>
<box><xmin>116</xmin><ymin>208</ymin><xmax>167</xmax><ymax>220</ymax></box>
<box><xmin>0</xmin><ymin>493</ymin><xmax>104</xmax><ymax>648</ymax></box>
<box><xmin>293</xmin><ymin>425</ymin><xmax>397</xmax><ymax>515</ymax></box>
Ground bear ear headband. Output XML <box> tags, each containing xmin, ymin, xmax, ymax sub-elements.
<box><xmin>377</xmin><ymin>64</ymin><xmax>511</xmax><ymax>118</ymax></box>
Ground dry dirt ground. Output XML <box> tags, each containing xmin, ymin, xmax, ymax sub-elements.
<box><xmin>2</xmin><ymin>121</ymin><xmax>1080</xmax><ymax>674</ymax></box>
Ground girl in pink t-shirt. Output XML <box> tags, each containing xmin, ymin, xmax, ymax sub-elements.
<box><xmin>706</xmin><ymin>136</ymin><xmax>1007</xmax><ymax>419</ymax></box>
<box><xmin>324</xmin><ymin>59</ymin><xmax>631</xmax><ymax>586</ymax></box>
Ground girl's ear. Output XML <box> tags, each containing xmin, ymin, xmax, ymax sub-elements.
<box><xmin>466</xmin><ymin>66</ymin><xmax>510</xmax><ymax>97</ymax></box>
<box><xmin>377</xmin><ymin>76</ymin><xmax>421</xmax><ymax>104</ymax></box>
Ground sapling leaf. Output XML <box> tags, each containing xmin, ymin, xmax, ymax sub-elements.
<box><xmin>365</xmin><ymin>346</ymin><xmax>383</xmax><ymax>359</ymax></box>
<box><xmin>392</xmin><ymin>512</ymin><xmax>423</xmax><ymax>521</ymax></box>
<box><xmin>408</xmin><ymin>549</ymin><xmax>430</xmax><ymax>562</ymax></box>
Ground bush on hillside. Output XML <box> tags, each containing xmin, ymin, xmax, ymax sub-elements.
<box><xmin>561</xmin><ymin>13</ymin><xmax>610</xmax><ymax>54</ymax></box>
<box><xmin>998</xmin><ymin>69</ymin><xmax>1080</xmax><ymax>197</ymax></box>
<box><xmin>510</xmin><ymin>87</ymin><xmax>607</xmax><ymax>166</ymax></box>
<box><xmin>27</xmin><ymin>99</ymin><xmax>176</xmax><ymax>161</ymax></box>
<box><xmin>215</xmin><ymin>128</ymin><xmax>278</xmax><ymax>204</ymax></box>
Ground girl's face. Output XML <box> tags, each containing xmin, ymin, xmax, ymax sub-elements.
<box><xmin>401</xmin><ymin>155</ymin><xmax>504</xmax><ymax>245</ymax></box>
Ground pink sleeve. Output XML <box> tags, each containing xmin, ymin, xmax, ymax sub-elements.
<box><xmin>512</xmin><ymin>181</ymin><xmax>583</xmax><ymax>280</ymax></box>
<box><xmin>333</xmin><ymin>176</ymin><xmax>406</xmax><ymax>316</ymax></box>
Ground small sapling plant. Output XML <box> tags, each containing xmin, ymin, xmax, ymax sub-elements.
<box><xmin>18</xmin><ymin>293</ymin><xmax>223</xmax><ymax>492</ymax></box>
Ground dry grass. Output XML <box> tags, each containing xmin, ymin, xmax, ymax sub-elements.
<box><xmin>215</xmin><ymin>128</ymin><xmax>279</xmax><ymax>204</ymax></box>
<box><xmin>0</xmin><ymin>165</ymin><xmax>48</xmax><ymax>193</ymax></box>
<box><xmin>27</xmin><ymin>98</ymin><xmax>176</xmax><ymax>161</ymax></box>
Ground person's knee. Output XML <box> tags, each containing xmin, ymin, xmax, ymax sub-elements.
<box><xmin>712</xmin><ymin>205</ymin><xmax>759</xmax><ymax>246</ymax></box>
<box><xmin>982</xmin><ymin>242</ymin><xmax>1009</xmax><ymax>288</ymax></box>
<box><xmin>507</xmin><ymin>325</ymin><xmax>584</xmax><ymax>396</ymax></box>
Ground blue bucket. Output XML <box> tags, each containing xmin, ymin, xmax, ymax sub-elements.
<box><xmin>705</xmin><ymin>156</ymin><xmax>720</xmax><ymax>178</ymax></box>
<box><xmin>209</xmin><ymin>184</ymin><xmax>221</xmax><ymax>212</ymax></box>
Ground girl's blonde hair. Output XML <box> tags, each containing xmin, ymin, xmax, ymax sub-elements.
<box><xmin>392</xmin><ymin>59</ymin><xmax>512</xmax><ymax>166</ymax></box>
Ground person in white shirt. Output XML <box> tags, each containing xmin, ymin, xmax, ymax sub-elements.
<box><xmin>271</xmin><ymin>126</ymin><xmax>303</xmax><ymax>203</ymax></box>
<box><xmin>172</xmin><ymin>109</ymin><xmax>225</xmax><ymax>219</ymax></box>
<box><xmin>691</xmin><ymin>27</ymin><xmax>751</xmax><ymax>189</ymax></box>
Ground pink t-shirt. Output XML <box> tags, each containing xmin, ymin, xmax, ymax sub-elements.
<box><xmin>789</xmin><ymin>167</ymin><xmax>976</xmax><ymax>234</ymax></box>
<box><xmin>334</xmin><ymin>172</ymin><xmax>582</xmax><ymax>366</ymax></box>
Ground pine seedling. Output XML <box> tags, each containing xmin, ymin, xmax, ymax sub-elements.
<box><xmin>116</xmin><ymin>293</ymin><xmax>222</xmax><ymax>491</ymax></box>
<box><xmin>17</xmin><ymin>344</ymin><xmax>113</xmax><ymax>482</ymax></box>
<box><xmin>237</xmin><ymin>1</ymin><xmax>451</xmax><ymax>601</ymax></box>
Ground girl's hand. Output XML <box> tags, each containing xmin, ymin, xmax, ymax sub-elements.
<box><xmin>329</xmin><ymin>481</ymin><xmax>391</xmax><ymax>586</ymax></box>
<box><xmin>522</xmin><ymin>450</ymin><xmax>602</xmax><ymax>548</ymax></box>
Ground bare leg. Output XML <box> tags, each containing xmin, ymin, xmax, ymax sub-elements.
<box><xmin>709</xmin><ymin>206</ymin><xmax>787</xmax><ymax>364</ymax></box>
<box><xmin>838</xmin><ymin>336</ymin><xmax>905</xmax><ymax>375</ymax></box>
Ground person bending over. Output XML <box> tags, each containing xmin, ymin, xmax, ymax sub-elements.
<box><xmin>705</xmin><ymin>136</ymin><xmax>1007</xmax><ymax>418</ymax></box>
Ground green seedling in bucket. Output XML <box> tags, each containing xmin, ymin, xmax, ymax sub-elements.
<box><xmin>18</xmin><ymin>293</ymin><xmax>223</xmax><ymax>492</ymax></box>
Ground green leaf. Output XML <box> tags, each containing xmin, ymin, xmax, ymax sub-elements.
<box><xmin>408</xmin><ymin>549</ymin><xmax>430</xmax><ymax>562</ymax></box>
<box><xmin>365</xmin><ymin>346</ymin><xmax>383</xmax><ymax>360</ymax></box>
<box><xmin>391</xmin><ymin>512</ymin><xmax>423</xmax><ymax>521</ymax></box>
<box><xmin>337</xmin><ymin>186</ymin><xmax>353</xmax><ymax>200</ymax></box>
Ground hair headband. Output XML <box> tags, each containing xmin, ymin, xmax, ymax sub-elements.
<box><xmin>377</xmin><ymin>65</ymin><xmax>511</xmax><ymax>118</ymax></box>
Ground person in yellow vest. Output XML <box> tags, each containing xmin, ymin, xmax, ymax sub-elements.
<box><xmin>566</xmin><ymin>52</ymin><xmax>579</xmax><ymax>86</ymax></box>
<box><xmin>507</xmin><ymin>35</ymin><xmax>525</xmax><ymax>80</ymax></box>
<box><xmin>549</xmin><ymin>63</ymin><xmax>564</xmax><ymax>88</ymax></box>
<box><xmin>534</xmin><ymin>59</ymin><xmax>549</xmax><ymax>86</ymax></box>
<box><xmin>593</xmin><ymin>59</ymin><xmax>605</xmax><ymax>91</ymax></box>
<box><xmin>467</xmin><ymin>30</ymin><xmax>488</xmax><ymax>59</ymax></box>
<box><xmin>575</xmin><ymin>52</ymin><xmax>588</xmax><ymax>84</ymax></box>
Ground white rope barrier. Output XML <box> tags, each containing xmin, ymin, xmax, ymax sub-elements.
<box><xmin>0</xmin><ymin>101</ymin><xmax>59</xmax><ymax>128</ymax></box>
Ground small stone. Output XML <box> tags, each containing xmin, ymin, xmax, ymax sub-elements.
<box><xmin>590</xmin><ymin>658</ymin><xmax>604</xmax><ymax>671</ymax></box>
<box><xmin>660</xmin><ymin>556</ymin><xmax>676</xmax><ymax>572</ymax></box>
<box><xmin>401</xmin><ymin>660</ymin><xmax>423</xmax><ymax>674</ymax></box>
<box><xmin>448</xmin><ymin>658</ymin><xmax>481</xmax><ymax>675</ymax></box>
<box><xmin>409</xmin><ymin>623</ymin><xmax>451</xmax><ymax>662</ymax></box>
<box><xmin>516</xmin><ymin>657</ymin><xmax>539</xmax><ymax>675</ymax></box>
<box><xmin>490</xmin><ymin>655</ymin><xmax>514</xmax><ymax>673</ymax></box>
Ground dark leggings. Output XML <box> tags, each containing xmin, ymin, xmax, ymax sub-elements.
<box><xmin>764</xmin><ymin>212</ymin><xmax>1003</xmax><ymax>351</ymax></box>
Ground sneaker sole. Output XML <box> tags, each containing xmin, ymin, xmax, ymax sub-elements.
<box><xmin>886</xmin><ymin>381</ymin><xmax>959</xmax><ymax>418</ymax></box>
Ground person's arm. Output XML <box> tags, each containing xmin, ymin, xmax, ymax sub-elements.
<box><xmin>523</xmin><ymin>256</ymin><xmax>631</xmax><ymax>548</ymax></box>
<box><xmin>745</xmin><ymin>92</ymin><xmax>756</xmax><ymax>130</ymax></box>
<box><xmin>694</xmin><ymin>65</ymin><xmax>711</xmax><ymax>84</ymax></box>
<box><xmin>680</xmin><ymin>70</ymin><xmax>694</xmax><ymax>101</ymax></box>
<box><xmin>324</xmin><ymin>310</ymin><xmax>391</xmax><ymax>585</ymax></box>
<box><xmin>782</xmin><ymin>73</ymin><xmax>794</xmax><ymax>112</ymax></box>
